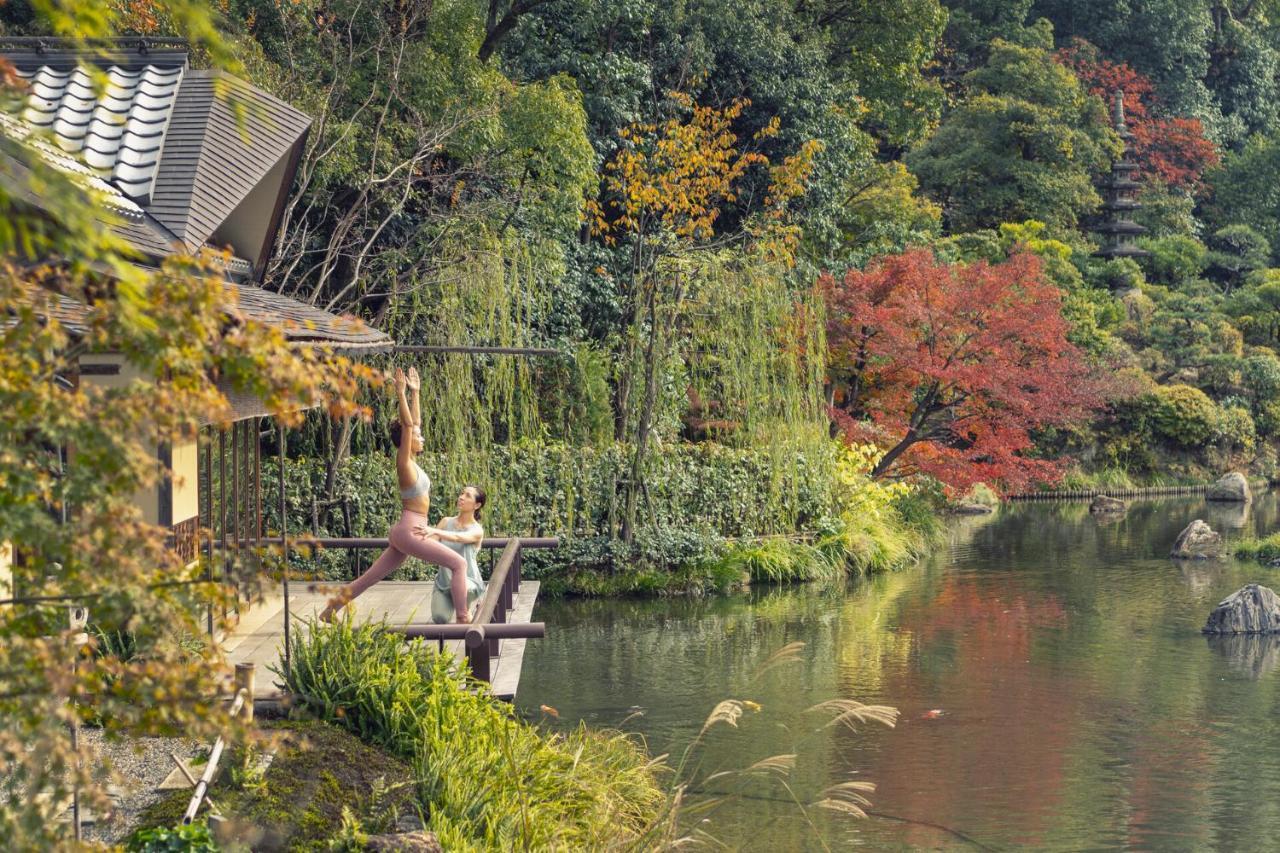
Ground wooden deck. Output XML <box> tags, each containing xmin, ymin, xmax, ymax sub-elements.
<box><xmin>222</xmin><ymin>580</ymin><xmax>541</xmax><ymax>706</ymax></box>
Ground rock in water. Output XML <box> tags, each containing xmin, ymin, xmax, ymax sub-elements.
<box><xmin>1089</xmin><ymin>495</ymin><xmax>1126</xmax><ymax>514</ymax></box>
<box><xmin>952</xmin><ymin>502</ymin><xmax>994</xmax><ymax>515</ymax></box>
<box><xmin>1203</xmin><ymin>584</ymin><xmax>1280</xmax><ymax>634</ymax></box>
<box><xmin>1206</xmin><ymin>472</ymin><xmax>1251</xmax><ymax>503</ymax></box>
<box><xmin>1170</xmin><ymin>519</ymin><xmax>1221</xmax><ymax>558</ymax></box>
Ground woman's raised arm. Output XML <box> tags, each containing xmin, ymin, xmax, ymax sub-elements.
<box><xmin>406</xmin><ymin>366</ymin><xmax>422</xmax><ymax>427</ymax></box>
<box><xmin>394</xmin><ymin>367</ymin><xmax>413</xmax><ymax>469</ymax></box>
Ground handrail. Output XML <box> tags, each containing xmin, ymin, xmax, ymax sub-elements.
<box><xmin>470</xmin><ymin>539</ymin><xmax>519</xmax><ymax>637</ymax></box>
<box><xmin>255</xmin><ymin>535</ymin><xmax>559</xmax><ymax>550</ymax></box>
<box><xmin>392</xmin><ymin>622</ymin><xmax>546</xmax><ymax>641</ymax></box>
<box><xmin>384</xmin><ymin>537</ymin><xmax>532</xmax><ymax>684</ymax></box>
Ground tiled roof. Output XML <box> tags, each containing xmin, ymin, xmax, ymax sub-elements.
<box><xmin>148</xmin><ymin>72</ymin><xmax>311</xmax><ymax>253</ymax></box>
<box><xmin>1</xmin><ymin>38</ymin><xmax>391</xmax><ymax>353</ymax></box>
<box><xmin>15</xmin><ymin>63</ymin><xmax>183</xmax><ymax>205</ymax></box>
<box><xmin>17</xmin><ymin>285</ymin><xmax>391</xmax><ymax>352</ymax></box>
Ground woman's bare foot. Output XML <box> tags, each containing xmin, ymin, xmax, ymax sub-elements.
<box><xmin>455</xmin><ymin>612</ymin><xmax>470</xmax><ymax>624</ymax></box>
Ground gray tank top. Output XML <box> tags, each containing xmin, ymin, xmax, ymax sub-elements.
<box><xmin>399</xmin><ymin>462</ymin><xmax>431</xmax><ymax>500</ymax></box>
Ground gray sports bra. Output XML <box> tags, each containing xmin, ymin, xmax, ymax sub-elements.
<box><xmin>399</xmin><ymin>462</ymin><xmax>431</xmax><ymax>500</ymax></box>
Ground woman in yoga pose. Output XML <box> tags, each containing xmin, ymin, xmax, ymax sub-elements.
<box><xmin>320</xmin><ymin>366</ymin><xmax>471</xmax><ymax>623</ymax></box>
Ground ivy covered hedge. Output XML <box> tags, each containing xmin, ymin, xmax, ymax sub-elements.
<box><xmin>261</xmin><ymin>439</ymin><xmax>932</xmax><ymax>596</ymax></box>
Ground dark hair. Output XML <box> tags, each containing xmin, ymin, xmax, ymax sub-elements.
<box><xmin>465</xmin><ymin>484</ymin><xmax>487</xmax><ymax>520</ymax></box>
<box><xmin>389</xmin><ymin>420</ymin><xmax>403</xmax><ymax>449</ymax></box>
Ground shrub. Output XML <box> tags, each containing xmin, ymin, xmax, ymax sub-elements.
<box><xmin>700</xmin><ymin>537</ymin><xmax>840</xmax><ymax>586</ymax></box>
<box><xmin>1234</xmin><ymin>534</ymin><xmax>1280</xmax><ymax>563</ymax></box>
<box><xmin>1140</xmin><ymin>234</ymin><xmax>1208</xmax><ymax>287</ymax></box>
<box><xmin>263</xmin><ymin>440</ymin><xmax>838</xmax><ymax>580</ymax></box>
<box><xmin>1150</xmin><ymin>384</ymin><xmax>1219</xmax><ymax>447</ymax></box>
<box><xmin>282</xmin><ymin>618</ymin><xmax>667</xmax><ymax>849</ymax></box>
<box><xmin>127</xmin><ymin>823</ymin><xmax>218</xmax><ymax>852</ymax></box>
<box><xmin>1215</xmin><ymin>406</ymin><xmax>1258</xmax><ymax>454</ymax></box>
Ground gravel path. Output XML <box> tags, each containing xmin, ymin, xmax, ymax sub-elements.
<box><xmin>77</xmin><ymin>729</ymin><xmax>204</xmax><ymax>845</ymax></box>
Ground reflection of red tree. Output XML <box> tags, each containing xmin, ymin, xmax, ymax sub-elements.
<box><xmin>844</xmin><ymin>575</ymin><xmax>1079</xmax><ymax>847</ymax></box>
<box><xmin>1124</xmin><ymin>719</ymin><xmax>1213</xmax><ymax>848</ymax></box>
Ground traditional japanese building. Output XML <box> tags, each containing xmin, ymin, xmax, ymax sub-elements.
<box><xmin>0</xmin><ymin>37</ymin><xmax>392</xmax><ymax>592</ymax></box>
<box><xmin>1093</xmin><ymin>90</ymin><xmax>1150</xmax><ymax>261</ymax></box>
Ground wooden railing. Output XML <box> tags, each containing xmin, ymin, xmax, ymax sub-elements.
<box><xmin>388</xmin><ymin>538</ymin><xmax>545</xmax><ymax>684</ymax></box>
<box><xmin>266</xmin><ymin>535</ymin><xmax>555</xmax><ymax>690</ymax></box>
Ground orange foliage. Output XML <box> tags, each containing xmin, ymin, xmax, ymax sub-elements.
<box><xmin>588</xmin><ymin>93</ymin><xmax>819</xmax><ymax>262</ymax></box>
<box><xmin>823</xmin><ymin>249</ymin><xmax>1106</xmax><ymax>494</ymax></box>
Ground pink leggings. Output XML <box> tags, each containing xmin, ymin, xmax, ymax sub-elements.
<box><xmin>343</xmin><ymin>510</ymin><xmax>469</xmax><ymax>619</ymax></box>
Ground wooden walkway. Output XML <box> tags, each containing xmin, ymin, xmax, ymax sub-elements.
<box><xmin>222</xmin><ymin>580</ymin><xmax>541</xmax><ymax>705</ymax></box>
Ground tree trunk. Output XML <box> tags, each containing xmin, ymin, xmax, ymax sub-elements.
<box><xmin>622</xmin><ymin>271</ymin><xmax>683</xmax><ymax>544</ymax></box>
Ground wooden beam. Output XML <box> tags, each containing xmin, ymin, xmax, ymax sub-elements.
<box><xmin>392</xmin><ymin>345</ymin><xmax>559</xmax><ymax>357</ymax></box>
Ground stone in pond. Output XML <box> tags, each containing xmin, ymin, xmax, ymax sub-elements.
<box><xmin>1206</xmin><ymin>471</ymin><xmax>1251</xmax><ymax>503</ymax></box>
<box><xmin>1170</xmin><ymin>519</ymin><xmax>1221</xmax><ymax>559</ymax></box>
<box><xmin>1202</xmin><ymin>584</ymin><xmax>1280</xmax><ymax>634</ymax></box>
<box><xmin>1089</xmin><ymin>495</ymin><xmax>1126</xmax><ymax>514</ymax></box>
<box><xmin>952</xmin><ymin>502</ymin><xmax>994</xmax><ymax>515</ymax></box>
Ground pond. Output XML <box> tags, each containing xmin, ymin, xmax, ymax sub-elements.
<box><xmin>516</xmin><ymin>493</ymin><xmax>1280</xmax><ymax>850</ymax></box>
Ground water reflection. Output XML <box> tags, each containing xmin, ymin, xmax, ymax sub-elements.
<box><xmin>1205</xmin><ymin>633</ymin><xmax>1280</xmax><ymax>679</ymax></box>
<box><xmin>519</xmin><ymin>491</ymin><xmax>1280</xmax><ymax>849</ymax></box>
<box><xmin>1202</xmin><ymin>500</ymin><xmax>1252</xmax><ymax>531</ymax></box>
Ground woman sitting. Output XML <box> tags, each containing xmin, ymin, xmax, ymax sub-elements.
<box><xmin>416</xmin><ymin>485</ymin><xmax>486</xmax><ymax>624</ymax></box>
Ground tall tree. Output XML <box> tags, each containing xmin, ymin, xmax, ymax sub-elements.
<box><xmin>1029</xmin><ymin>0</ymin><xmax>1218</xmax><ymax>129</ymax></box>
<box><xmin>909</xmin><ymin>26</ymin><xmax>1118</xmax><ymax>231</ymax></box>
<box><xmin>823</xmin><ymin>249</ymin><xmax>1104</xmax><ymax>493</ymax></box>
<box><xmin>1204</xmin><ymin>133</ymin><xmax>1280</xmax><ymax>262</ymax></box>
<box><xmin>589</xmin><ymin>95</ymin><xmax>819</xmax><ymax>540</ymax></box>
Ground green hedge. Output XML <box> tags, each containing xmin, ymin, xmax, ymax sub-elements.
<box><xmin>262</xmin><ymin>440</ymin><xmax>837</xmax><ymax>582</ymax></box>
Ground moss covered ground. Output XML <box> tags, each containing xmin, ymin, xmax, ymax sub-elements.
<box><xmin>135</xmin><ymin>719</ymin><xmax>417</xmax><ymax>850</ymax></box>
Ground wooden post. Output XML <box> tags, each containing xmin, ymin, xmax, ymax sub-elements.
<box><xmin>234</xmin><ymin>663</ymin><xmax>255</xmax><ymax>722</ymax></box>
<box><xmin>279</xmin><ymin>424</ymin><xmax>290</xmax><ymax>681</ymax></box>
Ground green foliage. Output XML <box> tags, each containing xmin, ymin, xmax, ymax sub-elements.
<box><xmin>830</xmin><ymin>160</ymin><xmax>942</xmax><ymax>264</ymax></box>
<box><xmin>282</xmin><ymin>618</ymin><xmax>667</xmax><ymax>848</ymax></box>
<box><xmin>1233</xmin><ymin>533</ymin><xmax>1280</xmax><ymax>563</ymax></box>
<box><xmin>808</xmin><ymin>0</ymin><xmax>950</xmax><ymax>146</ymax></box>
<box><xmin>265</xmin><ymin>440</ymin><xmax>840</xmax><ymax>579</ymax></box>
<box><xmin>1207</xmin><ymin>224</ymin><xmax>1271</xmax><ymax>292</ymax></box>
<box><xmin>1133</xmin><ymin>185</ymin><xmax>1200</xmax><ymax>238</ymax></box>
<box><xmin>703</xmin><ymin>538</ymin><xmax>841</xmax><ymax>586</ymax></box>
<box><xmin>1030</xmin><ymin>0</ymin><xmax>1218</xmax><ymax>126</ymax></box>
<box><xmin>0</xmin><ymin>4</ymin><xmax>378</xmax><ymax>848</ymax></box>
<box><xmin>1150</xmin><ymin>384</ymin><xmax>1219</xmax><ymax>447</ymax></box>
<box><xmin>1215</xmin><ymin>405</ymin><xmax>1258</xmax><ymax>454</ymax></box>
<box><xmin>127</xmin><ymin>822</ymin><xmax>219</xmax><ymax>852</ymax></box>
<box><xmin>910</xmin><ymin>33</ymin><xmax>1119</xmax><ymax>230</ymax></box>
<box><xmin>1205</xmin><ymin>135</ymin><xmax>1280</xmax><ymax>263</ymax></box>
<box><xmin>1140</xmin><ymin>235</ymin><xmax>1208</xmax><ymax>288</ymax></box>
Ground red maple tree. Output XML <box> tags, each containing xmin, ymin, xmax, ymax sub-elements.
<box><xmin>823</xmin><ymin>249</ymin><xmax>1104</xmax><ymax>494</ymax></box>
<box><xmin>1057</xmin><ymin>39</ymin><xmax>1218</xmax><ymax>190</ymax></box>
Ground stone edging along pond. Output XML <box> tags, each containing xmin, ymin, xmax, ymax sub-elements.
<box><xmin>1005</xmin><ymin>479</ymin><xmax>1275</xmax><ymax>502</ymax></box>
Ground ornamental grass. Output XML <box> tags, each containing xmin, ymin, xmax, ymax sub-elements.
<box><xmin>280</xmin><ymin>616</ymin><xmax>668</xmax><ymax>850</ymax></box>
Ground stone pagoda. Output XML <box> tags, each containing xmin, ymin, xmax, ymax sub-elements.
<box><xmin>1093</xmin><ymin>90</ymin><xmax>1149</xmax><ymax>260</ymax></box>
